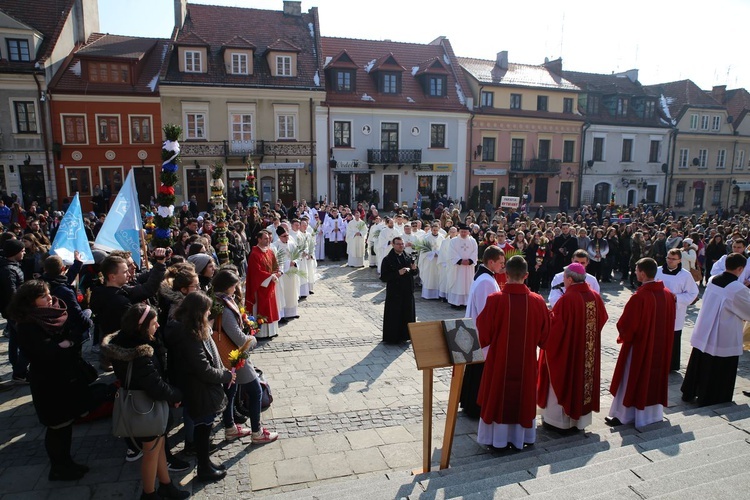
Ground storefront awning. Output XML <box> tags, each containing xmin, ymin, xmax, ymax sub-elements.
<box><xmin>734</xmin><ymin>181</ymin><xmax>750</xmax><ymax>192</ymax></box>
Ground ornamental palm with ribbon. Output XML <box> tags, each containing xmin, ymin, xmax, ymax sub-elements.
<box><xmin>153</xmin><ymin>124</ymin><xmax>181</xmax><ymax>248</ymax></box>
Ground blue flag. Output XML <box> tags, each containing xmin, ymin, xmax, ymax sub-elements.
<box><xmin>50</xmin><ymin>193</ymin><xmax>95</xmax><ymax>265</ymax></box>
<box><xmin>94</xmin><ymin>170</ymin><xmax>143</xmax><ymax>268</ymax></box>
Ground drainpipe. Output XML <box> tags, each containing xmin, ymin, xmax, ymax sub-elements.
<box><xmin>577</xmin><ymin>122</ymin><xmax>591</xmax><ymax>208</ymax></box>
<box><xmin>310</xmin><ymin>97</ymin><xmax>315</xmax><ymax>201</ymax></box>
<box><xmin>665</xmin><ymin>127</ymin><xmax>678</xmax><ymax>207</ymax></box>
<box><xmin>468</xmin><ymin>111</ymin><xmax>475</xmax><ymax>207</ymax></box>
<box><xmin>325</xmin><ymin>101</ymin><xmax>331</xmax><ymax>204</ymax></box>
<box><xmin>727</xmin><ymin>139</ymin><xmax>738</xmax><ymax>209</ymax></box>
<box><xmin>33</xmin><ymin>71</ymin><xmax>54</xmax><ymax>203</ymax></box>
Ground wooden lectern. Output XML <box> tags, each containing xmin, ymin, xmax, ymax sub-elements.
<box><xmin>408</xmin><ymin>320</ymin><xmax>484</xmax><ymax>472</ymax></box>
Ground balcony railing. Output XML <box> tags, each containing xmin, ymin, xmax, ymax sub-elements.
<box><xmin>180</xmin><ymin>140</ymin><xmax>314</xmax><ymax>158</ymax></box>
<box><xmin>509</xmin><ymin>159</ymin><xmax>562</xmax><ymax>173</ymax></box>
<box><xmin>367</xmin><ymin>149</ymin><xmax>422</xmax><ymax>164</ymax></box>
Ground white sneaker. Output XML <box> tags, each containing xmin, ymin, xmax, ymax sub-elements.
<box><xmin>251</xmin><ymin>427</ymin><xmax>279</xmax><ymax>444</ymax></box>
<box><xmin>225</xmin><ymin>424</ymin><xmax>252</xmax><ymax>441</ymax></box>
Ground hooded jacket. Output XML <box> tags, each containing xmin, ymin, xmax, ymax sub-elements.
<box><xmin>0</xmin><ymin>256</ymin><xmax>24</xmax><ymax>316</ymax></box>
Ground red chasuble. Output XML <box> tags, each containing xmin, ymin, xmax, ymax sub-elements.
<box><xmin>538</xmin><ymin>282</ymin><xmax>608</xmax><ymax>419</ymax></box>
<box><xmin>476</xmin><ymin>283</ymin><xmax>550</xmax><ymax>427</ymax></box>
<box><xmin>611</xmin><ymin>280</ymin><xmax>676</xmax><ymax>409</ymax></box>
<box><xmin>494</xmin><ymin>271</ymin><xmax>507</xmax><ymax>290</ymax></box>
<box><xmin>245</xmin><ymin>245</ymin><xmax>280</xmax><ymax>323</ymax></box>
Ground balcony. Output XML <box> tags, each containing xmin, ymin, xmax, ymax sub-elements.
<box><xmin>509</xmin><ymin>159</ymin><xmax>562</xmax><ymax>174</ymax></box>
<box><xmin>367</xmin><ymin>149</ymin><xmax>422</xmax><ymax>164</ymax></box>
<box><xmin>179</xmin><ymin>140</ymin><xmax>315</xmax><ymax>159</ymax></box>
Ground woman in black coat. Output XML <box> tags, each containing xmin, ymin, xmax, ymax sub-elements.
<box><xmin>165</xmin><ymin>291</ymin><xmax>235</xmax><ymax>482</ymax></box>
<box><xmin>11</xmin><ymin>280</ymin><xmax>91</xmax><ymax>481</ymax></box>
<box><xmin>101</xmin><ymin>304</ymin><xmax>187</xmax><ymax>500</ymax></box>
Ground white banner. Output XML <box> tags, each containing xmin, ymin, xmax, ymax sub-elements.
<box><xmin>500</xmin><ymin>196</ymin><xmax>520</xmax><ymax>209</ymax></box>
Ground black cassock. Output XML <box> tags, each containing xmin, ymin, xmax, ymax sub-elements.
<box><xmin>380</xmin><ymin>249</ymin><xmax>418</xmax><ymax>343</ymax></box>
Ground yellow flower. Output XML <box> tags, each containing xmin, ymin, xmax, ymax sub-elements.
<box><xmin>228</xmin><ymin>349</ymin><xmax>241</xmax><ymax>363</ymax></box>
<box><xmin>239</xmin><ymin>306</ymin><xmax>245</xmax><ymax>315</ymax></box>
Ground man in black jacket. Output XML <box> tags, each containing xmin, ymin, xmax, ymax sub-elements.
<box><xmin>42</xmin><ymin>253</ymin><xmax>93</xmax><ymax>348</ymax></box>
<box><xmin>552</xmin><ymin>223</ymin><xmax>579</xmax><ymax>274</ymax></box>
<box><xmin>0</xmin><ymin>238</ymin><xmax>28</xmax><ymax>382</ymax></box>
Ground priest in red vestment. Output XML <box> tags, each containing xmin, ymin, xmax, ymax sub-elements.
<box><xmin>245</xmin><ymin>229</ymin><xmax>281</xmax><ymax>338</ymax></box>
<box><xmin>476</xmin><ymin>255</ymin><xmax>550</xmax><ymax>449</ymax></box>
<box><xmin>608</xmin><ymin>257</ymin><xmax>676</xmax><ymax>428</ymax></box>
<box><xmin>538</xmin><ymin>262</ymin><xmax>608</xmax><ymax>432</ymax></box>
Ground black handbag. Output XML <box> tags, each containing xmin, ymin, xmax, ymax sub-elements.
<box><xmin>112</xmin><ymin>361</ymin><xmax>169</xmax><ymax>441</ymax></box>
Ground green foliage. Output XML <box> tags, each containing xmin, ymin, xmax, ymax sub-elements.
<box><xmin>211</xmin><ymin>161</ymin><xmax>224</xmax><ymax>180</ymax></box>
<box><xmin>163</xmin><ymin>124</ymin><xmax>182</xmax><ymax>142</ymax></box>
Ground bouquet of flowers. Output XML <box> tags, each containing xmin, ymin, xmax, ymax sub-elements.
<box><xmin>227</xmin><ymin>347</ymin><xmax>249</xmax><ymax>388</ymax></box>
<box><xmin>239</xmin><ymin>306</ymin><xmax>268</xmax><ymax>336</ymax></box>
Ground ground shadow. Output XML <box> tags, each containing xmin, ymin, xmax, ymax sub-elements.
<box><xmin>329</xmin><ymin>342</ymin><xmax>410</xmax><ymax>394</ymax></box>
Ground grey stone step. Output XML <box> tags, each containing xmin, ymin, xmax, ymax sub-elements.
<box><xmin>258</xmin><ymin>470</ymin><xmax>414</xmax><ymax>500</ymax></box>
<box><xmin>631</xmin><ymin>454</ymin><xmax>750</xmax><ymax>498</ymax></box>
<box><xmin>523</xmin><ymin>469</ymin><xmax>641</xmax><ymax>499</ymax></box>
<box><xmin>650</xmin><ymin>470</ymin><xmax>750</xmax><ymax>500</ymax></box>
<box><xmin>636</xmin><ymin>422</ymin><xmax>748</xmax><ymax>459</ymax></box>
<box><xmin>630</xmin><ymin>438</ymin><xmax>750</xmax><ymax>480</ymax></box>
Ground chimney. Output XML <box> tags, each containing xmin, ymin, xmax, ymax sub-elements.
<box><xmin>712</xmin><ymin>85</ymin><xmax>727</xmax><ymax>103</ymax></box>
<box><xmin>174</xmin><ymin>0</ymin><xmax>188</xmax><ymax>29</ymax></box>
<box><xmin>283</xmin><ymin>1</ymin><xmax>302</xmax><ymax>16</ymax></box>
<box><xmin>614</xmin><ymin>69</ymin><xmax>639</xmax><ymax>83</ymax></box>
<box><xmin>496</xmin><ymin>51</ymin><xmax>508</xmax><ymax>70</ymax></box>
<box><xmin>543</xmin><ymin>57</ymin><xmax>563</xmax><ymax>75</ymax></box>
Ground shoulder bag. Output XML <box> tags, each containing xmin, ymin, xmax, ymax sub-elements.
<box><xmin>212</xmin><ymin>313</ymin><xmax>238</xmax><ymax>370</ymax></box>
<box><xmin>112</xmin><ymin>360</ymin><xmax>169</xmax><ymax>441</ymax></box>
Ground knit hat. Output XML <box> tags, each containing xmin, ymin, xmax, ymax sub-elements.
<box><xmin>566</xmin><ymin>263</ymin><xmax>587</xmax><ymax>275</ymax></box>
<box><xmin>683</xmin><ymin>238</ymin><xmax>693</xmax><ymax>246</ymax></box>
<box><xmin>92</xmin><ymin>249</ymin><xmax>109</xmax><ymax>266</ymax></box>
<box><xmin>188</xmin><ymin>254</ymin><xmax>212</xmax><ymax>274</ymax></box>
<box><xmin>3</xmin><ymin>239</ymin><xmax>24</xmax><ymax>258</ymax></box>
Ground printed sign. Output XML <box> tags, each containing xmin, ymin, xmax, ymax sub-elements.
<box><xmin>500</xmin><ymin>196</ymin><xmax>520</xmax><ymax>209</ymax></box>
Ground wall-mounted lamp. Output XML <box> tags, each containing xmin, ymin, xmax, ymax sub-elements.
<box><xmin>474</xmin><ymin>145</ymin><xmax>483</xmax><ymax>159</ymax></box>
<box><xmin>194</xmin><ymin>160</ymin><xmax>200</xmax><ymax>169</ymax></box>
<box><xmin>24</xmin><ymin>154</ymin><xmax>31</xmax><ymax>166</ymax></box>
<box><xmin>9</xmin><ymin>165</ymin><xmax>14</xmax><ymax>173</ymax></box>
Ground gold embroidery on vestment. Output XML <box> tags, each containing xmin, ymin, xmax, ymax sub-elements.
<box><xmin>583</xmin><ymin>300</ymin><xmax>596</xmax><ymax>405</ymax></box>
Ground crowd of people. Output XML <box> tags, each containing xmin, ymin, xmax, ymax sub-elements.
<box><xmin>3</xmin><ymin>192</ymin><xmax>750</xmax><ymax>493</ymax></box>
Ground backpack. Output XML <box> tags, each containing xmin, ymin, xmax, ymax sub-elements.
<box><xmin>255</xmin><ymin>368</ymin><xmax>273</xmax><ymax>409</ymax></box>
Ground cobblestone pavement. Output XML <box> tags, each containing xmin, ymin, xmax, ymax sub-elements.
<box><xmin>1</xmin><ymin>264</ymin><xmax>749</xmax><ymax>498</ymax></box>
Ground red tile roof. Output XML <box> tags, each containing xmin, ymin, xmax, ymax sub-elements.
<box><xmin>643</xmin><ymin>79</ymin><xmax>723</xmax><ymax>120</ymax></box>
<box><xmin>321</xmin><ymin>36</ymin><xmax>469</xmax><ymax>112</ymax></box>
<box><xmin>722</xmin><ymin>88</ymin><xmax>750</xmax><ymax>128</ymax></box>
<box><xmin>163</xmin><ymin>3</ymin><xmax>323</xmax><ymax>90</ymax></box>
<box><xmin>50</xmin><ymin>33</ymin><xmax>169</xmax><ymax>96</ymax></box>
<box><xmin>222</xmin><ymin>36</ymin><xmax>256</xmax><ymax>51</ymax></box>
<box><xmin>459</xmin><ymin>57</ymin><xmax>580</xmax><ymax>91</ymax></box>
<box><xmin>0</xmin><ymin>0</ymin><xmax>76</xmax><ymax>68</ymax></box>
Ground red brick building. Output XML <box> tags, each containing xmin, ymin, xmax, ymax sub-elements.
<box><xmin>49</xmin><ymin>33</ymin><xmax>168</xmax><ymax>212</ymax></box>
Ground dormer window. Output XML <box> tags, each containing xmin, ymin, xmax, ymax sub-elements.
<box><xmin>88</xmin><ymin>61</ymin><xmax>130</xmax><ymax>84</ymax></box>
<box><xmin>231</xmin><ymin>53</ymin><xmax>248</xmax><ymax>75</ymax></box>
<box><xmin>335</xmin><ymin>70</ymin><xmax>354</xmax><ymax>92</ymax></box>
<box><xmin>428</xmin><ymin>76</ymin><xmax>446</xmax><ymax>97</ymax></box>
<box><xmin>380</xmin><ymin>72</ymin><xmax>400</xmax><ymax>94</ymax></box>
<box><xmin>276</xmin><ymin>55</ymin><xmax>292</xmax><ymax>77</ymax></box>
<box><xmin>616</xmin><ymin>98</ymin><xmax>628</xmax><ymax>117</ymax></box>
<box><xmin>7</xmin><ymin>39</ymin><xmax>30</xmax><ymax>62</ymax></box>
<box><xmin>185</xmin><ymin>51</ymin><xmax>202</xmax><ymax>73</ymax></box>
<box><xmin>644</xmin><ymin>100</ymin><xmax>655</xmax><ymax>119</ymax></box>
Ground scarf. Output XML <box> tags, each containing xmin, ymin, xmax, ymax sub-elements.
<box><xmin>31</xmin><ymin>296</ymin><xmax>68</xmax><ymax>335</ymax></box>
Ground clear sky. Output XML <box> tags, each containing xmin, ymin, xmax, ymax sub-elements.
<box><xmin>99</xmin><ymin>0</ymin><xmax>750</xmax><ymax>91</ymax></box>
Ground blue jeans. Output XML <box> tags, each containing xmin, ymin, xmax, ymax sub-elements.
<box><xmin>222</xmin><ymin>383</ymin><xmax>238</xmax><ymax>428</ymax></box>
<box><xmin>7</xmin><ymin>320</ymin><xmax>28</xmax><ymax>378</ymax></box>
<box><xmin>240</xmin><ymin>378</ymin><xmax>262</xmax><ymax>432</ymax></box>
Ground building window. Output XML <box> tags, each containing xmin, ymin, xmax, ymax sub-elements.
<box><xmin>563</xmin><ymin>98</ymin><xmax>574</xmax><ymax>113</ymax></box>
<box><xmin>700</xmin><ymin>115</ymin><xmax>709</xmax><ymax>130</ymax></box>
<box><xmin>63</xmin><ymin>115</ymin><xmax>86</xmax><ymax>144</ymax></box>
<box><xmin>67</xmin><ymin>167</ymin><xmax>91</xmax><ymax>196</ymax></box>
<box><xmin>430</xmin><ymin>124</ymin><xmax>446</xmax><ymax>148</ymax></box>
<box><xmin>621</xmin><ymin>138</ymin><xmax>633</xmax><ymax>162</ymax></box>
<box><xmin>537</xmin><ymin>95</ymin><xmax>548</xmax><ymax>111</ymax></box>
<box><xmin>276</xmin><ymin>55</ymin><xmax>292</xmax><ymax>76</ymax></box>
<box><xmin>534</xmin><ymin>177</ymin><xmax>548</xmax><ymax>203</ymax></box>
<box><xmin>185</xmin><ymin>51</ymin><xmax>202</xmax><ymax>73</ymax></box>
<box><xmin>592</xmin><ymin>137</ymin><xmax>604</xmax><ymax>162</ymax></box>
<box><xmin>14</xmin><ymin>101</ymin><xmax>37</xmax><ymax>133</ymax></box>
<box><xmin>185</xmin><ymin>113</ymin><xmax>206</xmax><ymax>139</ymax></box>
<box><xmin>616</xmin><ymin>98</ymin><xmax>628</xmax><ymax>117</ymax></box>
<box><xmin>679</xmin><ymin>148</ymin><xmax>689</xmax><ymax>168</ymax></box>
<box><xmin>587</xmin><ymin>94</ymin><xmax>600</xmax><ymax>114</ymax></box>
<box><xmin>698</xmin><ymin>149</ymin><xmax>708</xmax><ymax>168</ymax></box>
<box><xmin>333</xmin><ymin>121</ymin><xmax>351</xmax><ymax>147</ymax></box>
<box><xmin>717</xmin><ymin>149</ymin><xmax>726</xmax><ymax>168</ymax></box>
<box><xmin>538</xmin><ymin>139</ymin><xmax>550</xmax><ymax>161</ymax></box>
<box><xmin>381</xmin><ymin>73</ymin><xmax>399</xmax><ymax>94</ymax></box>
<box><xmin>712</xmin><ymin>116</ymin><xmax>721</xmax><ymax>131</ymax></box>
<box><xmin>231</xmin><ymin>53</ymin><xmax>248</xmax><ymax>74</ymax></box>
<box><xmin>230</xmin><ymin>113</ymin><xmax>253</xmax><ymax>142</ymax></box>
<box><xmin>428</xmin><ymin>76</ymin><xmax>446</xmax><ymax>97</ymax></box>
<box><xmin>88</xmin><ymin>61</ymin><xmax>130</xmax><ymax>83</ymax></box>
<box><xmin>481</xmin><ymin>137</ymin><xmax>496</xmax><ymax>161</ymax></box>
<box><xmin>712</xmin><ymin>181</ymin><xmax>723</xmax><ymax>205</ymax></box>
<box><xmin>97</xmin><ymin>116</ymin><xmax>120</xmax><ymax>143</ymax></box>
<box><xmin>689</xmin><ymin>114</ymin><xmax>698</xmax><ymax>129</ymax></box>
<box><xmin>7</xmin><ymin>39</ymin><xmax>30</xmax><ymax>61</ymax></box>
<box><xmin>649</xmin><ymin>140</ymin><xmax>660</xmax><ymax>162</ymax></box>
<box><xmin>510</xmin><ymin>94</ymin><xmax>522</xmax><ymax>109</ymax></box>
<box><xmin>335</xmin><ymin>70</ymin><xmax>353</xmax><ymax>92</ymax></box>
<box><xmin>736</xmin><ymin>150</ymin><xmax>745</xmax><ymax>169</ymax></box>
<box><xmin>277</xmin><ymin>114</ymin><xmax>296</xmax><ymax>140</ymax></box>
<box><xmin>130</xmin><ymin>116</ymin><xmax>151</xmax><ymax>143</ymax></box>
<box><xmin>644</xmin><ymin>101</ymin><xmax>655</xmax><ymax>119</ymax></box>
<box><xmin>563</xmin><ymin>140</ymin><xmax>575</xmax><ymax>162</ymax></box>
<box><xmin>381</xmin><ymin>122</ymin><xmax>399</xmax><ymax>151</ymax></box>
<box><xmin>511</xmin><ymin>138</ymin><xmax>524</xmax><ymax>167</ymax></box>
<box><xmin>480</xmin><ymin>91</ymin><xmax>494</xmax><ymax>108</ymax></box>
<box><xmin>676</xmin><ymin>182</ymin><xmax>685</xmax><ymax>205</ymax></box>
